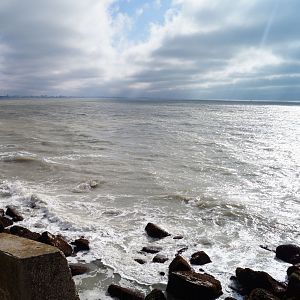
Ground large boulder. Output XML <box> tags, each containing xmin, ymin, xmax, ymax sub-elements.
<box><xmin>287</xmin><ymin>264</ymin><xmax>300</xmax><ymax>277</ymax></box>
<box><xmin>167</xmin><ymin>271</ymin><xmax>222</xmax><ymax>300</ymax></box>
<box><xmin>248</xmin><ymin>288</ymin><xmax>280</xmax><ymax>300</ymax></box>
<box><xmin>6</xmin><ymin>206</ymin><xmax>24</xmax><ymax>222</ymax></box>
<box><xmin>169</xmin><ymin>255</ymin><xmax>192</xmax><ymax>274</ymax></box>
<box><xmin>145</xmin><ymin>289</ymin><xmax>166</xmax><ymax>300</ymax></box>
<box><xmin>10</xmin><ymin>225</ymin><xmax>41</xmax><ymax>241</ymax></box>
<box><xmin>190</xmin><ymin>251</ymin><xmax>211</xmax><ymax>265</ymax></box>
<box><xmin>276</xmin><ymin>244</ymin><xmax>300</xmax><ymax>264</ymax></box>
<box><xmin>235</xmin><ymin>268</ymin><xmax>286</xmax><ymax>296</ymax></box>
<box><xmin>38</xmin><ymin>231</ymin><xmax>73</xmax><ymax>257</ymax></box>
<box><xmin>107</xmin><ymin>284</ymin><xmax>145</xmax><ymax>300</ymax></box>
<box><xmin>0</xmin><ymin>216</ymin><xmax>13</xmax><ymax>228</ymax></box>
<box><xmin>145</xmin><ymin>223</ymin><xmax>170</xmax><ymax>238</ymax></box>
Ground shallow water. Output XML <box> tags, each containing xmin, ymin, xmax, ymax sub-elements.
<box><xmin>0</xmin><ymin>98</ymin><xmax>299</xmax><ymax>299</ymax></box>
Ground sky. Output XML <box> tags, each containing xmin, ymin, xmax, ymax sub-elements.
<box><xmin>0</xmin><ymin>0</ymin><xmax>300</xmax><ymax>100</ymax></box>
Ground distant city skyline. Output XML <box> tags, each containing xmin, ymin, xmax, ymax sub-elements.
<box><xmin>1</xmin><ymin>0</ymin><xmax>300</xmax><ymax>101</ymax></box>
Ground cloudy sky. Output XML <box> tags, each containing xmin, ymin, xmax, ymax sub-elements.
<box><xmin>0</xmin><ymin>0</ymin><xmax>300</xmax><ymax>100</ymax></box>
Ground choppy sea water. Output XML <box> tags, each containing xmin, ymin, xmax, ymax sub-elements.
<box><xmin>0</xmin><ymin>98</ymin><xmax>299</xmax><ymax>299</ymax></box>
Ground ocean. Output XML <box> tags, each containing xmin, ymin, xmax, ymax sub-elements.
<box><xmin>0</xmin><ymin>98</ymin><xmax>299</xmax><ymax>299</ymax></box>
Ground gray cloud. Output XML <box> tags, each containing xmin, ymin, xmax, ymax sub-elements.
<box><xmin>1</xmin><ymin>0</ymin><xmax>300</xmax><ymax>100</ymax></box>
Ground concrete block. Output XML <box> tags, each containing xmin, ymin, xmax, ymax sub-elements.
<box><xmin>0</xmin><ymin>233</ymin><xmax>79</xmax><ymax>300</ymax></box>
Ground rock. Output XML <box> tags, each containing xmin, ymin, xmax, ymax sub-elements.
<box><xmin>6</xmin><ymin>206</ymin><xmax>24</xmax><ymax>222</ymax></box>
<box><xmin>153</xmin><ymin>254</ymin><xmax>168</xmax><ymax>263</ymax></box>
<box><xmin>190</xmin><ymin>251</ymin><xmax>212</xmax><ymax>265</ymax></box>
<box><xmin>248</xmin><ymin>288</ymin><xmax>280</xmax><ymax>300</ymax></box>
<box><xmin>169</xmin><ymin>255</ymin><xmax>192</xmax><ymax>274</ymax></box>
<box><xmin>39</xmin><ymin>231</ymin><xmax>73</xmax><ymax>257</ymax></box>
<box><xmin>276</xmin><ymin>244</ymin><xmax>300</xmax><ymax>264</ymax></box>
<box><xmin>235</xmin><ymin>267</ymin><xmax>286</xmax><ymax>296</ymax></box>
<box><xmin>107</xmin><ymin>284</ymin><xmax>145</xmax><ymax>300</ymax></box>
<box><xmin>0</xmin><ymin>233</ymin><xmax>79</xmax><ymax>300</ymax></box>
<box><xmin>145</xmin><ymin>223</ymin><xmax>170</xmax><ymax>239</ymax></box>
<box><xmin>159</xmin><ymin>272</ymin><xmax>165</xmax><ymax>276</ymax></box>
<box><xmin>167</xmin><ymin>271</ymin><xmax>223</xmax><ymax>300</ymax></box>
<box><xmin>224</xmin><ymin>298</ymin><xmax>237</xmax><ymax>300</ymax></box>
<box><xmin>287</xmin><ymin>264</ymin><xmax>300</xmax><ymax>277</ymax></box>
<box><xmin>72</xmin><ymin>238</ymin><xmax>90</xmax><ymax>251</ymax></box>
<box><xmin>173</xmin><ymin>235</ymin><xmax>183</xmax><ymax>240</ymax></box>
<box><xmin>10</xmin><ymin>225</ymin><xmax>41</xmax><ymax>241</ymax></box>
<box><xmin>286</xmin><ymin>271</ymin><xmax>300</xmax><ymax>298</ymax></box>
<box><xmin>0</xmin><ymin>209</ymin><xmax>4</xmax><ymax>216</ymax></box>
<box><xmin>69</xmin><ymin>263</ymin><xmax>90</xmax><ymax>276</ymax></box>
<box><xmin>0</xmin><ymin>223</ymin><xmax>4</xmax><ymax>233</ymax></box>
<box><xmin>145</xmin><ymin>289</ymin><xmax>166</xmax><ymax>300</ymax></box>
<box><xmin>142</xmin><ymin>246</ymin><xmax>162</xmax><ymax>254</ymax></box>
<box><xmin>135</xmin><ymin>258</ymin><xmax>146</xmax><ymax>265</ymax></box>
<box><xmin>0</xmin><ymin>216</ymin><xmax>13</xmax><ymax>227</ymax></box>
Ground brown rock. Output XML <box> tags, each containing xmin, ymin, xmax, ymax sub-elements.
<box><xmin>287</xmin><ymin>264</ymin><xmax>300</xmax><ymax>277</ymax></box>
<box><xmin>0</xmin><ymin>216</ymin><xmax>13</xmax><ymax>228</ymax></box>
<box><xmin>69</xmin><ymin>263</ymin><xmax>90</xmax><ymax>276</ymax></box>
<box><xmin>107</xmin><ymin>284</ymin><xmax>145</xmax><ymax>300</ymax></box>
<box><xmin>38</xmin><ymin>231</ymin><xmax>73</xmax><ymax>257</ymax></box>
<box><xmin>135</xmin><ymin>258</ymin><xmax>146</xmax><ymax>265</ymax></box>
<box><xmin>141</xmin><ymin>246</ymin><xmax>162</xmax><ymax>254</ymax></box>
<box><xmin>169</xmin><ymin>255</ymin><xmax>192</xmax><ymax>274</ymax></box>
<box><xmin>10</xmin><ymin>225</ymin><xmax>41</xmax><ymax>241</ymax></box>
<box><xmin>276</xmin><ymin>244</ymin><xmax>300</xmax><ymax>264</ymax></box>
<box><xmin>167</xmin><ymin>271</ymin><xmax>222</xmax><ymax>300</ymax></box>
<box><xmin>153</xmin><ymin>254</ymin><xmax>168</xmax><ymax>263</ymax></box>
<box><xmin>286</xmin><ymin>271</ymin><xmax>300</xmax><ymax>298</ymax></box>
<box><xmin>145</xmin><ymin>289</ymin><xmax>166</xmax><ymax>300</ymax></box>
<box><xmin>235</xmin><ymin>267</ymin><xmax>286</xmax><ymax>296</ymax></box>
<box><xmin>248</xmin><ymin>288</ymin><xmax>280</xmax><ymax>300</ymax></box>
<box><xmin>72</xmin><ymin>238</ymin><xmax>90</xmax><ymax>251</ymax></box>
<box><xmin>145</xmin><ymin>223</ymin><xmax>170</xmax><ymax>239</ymax></box>
<box><xmin>190</xmin><ymin>251</ymin><xmax>211</xmax><ymax>265</ymax></box>
<box><xmin>6</xmin><ymin>206</ymin><xmax>24</xmax><ymax>222</ymax></box>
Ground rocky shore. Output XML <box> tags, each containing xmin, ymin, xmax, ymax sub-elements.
<box><xmin>0</xmin><ymin>206</ymin><xmax>299</xmax><ymax>300</ymax></box>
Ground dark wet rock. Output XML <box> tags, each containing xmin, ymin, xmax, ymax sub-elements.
<box><xmin>169</xmin><ymin>255</ymin><xmax>192</xmax><ymax>274</ymax></box>
<box><xmin>276</xmin><ymin>244</ymin><xmax>300</xmax><ymax>264</ymax></box>
<box><xmin>10</xmin><ymin>225</ymin><xmax>41</xmax><ymax>241</ymax></box>
<box><xmin>6</xmin><ymin>206</ymin><xmax>24</xmax><ymax>222</ymax></box>
<box><xmin>235</xmin><ymin>267</ymin><xmax>286</xmax><ymax>296</ymax></box>
<box><xmin>145</xmin><ymin>289</ymin><xmax>166</xmax><ymax>300</ymax></box>
<box><xmin>153</xmin><ymin>254</ymin><xmax>168</xmax><ymax>263</ymax></box>
<box><xmin>190</xmin><ymin>251</ymin><xmax>212</xmax><ymax>265</ymax></box>
<box><xmin>141</xmin><ymin>246</ymin><xmax>162</xmax><ymax>254</ymax></box>
<box><xmin>107</xmin><ymin>284</ymin><xmax>145</xmax><ymax>300</ymax></box>
<box><xmin>287</xmin><ymin>264</ymin><xmax>300</xmax><ymax>277</ymax></box>
<box><xmin>177</xmin><ymin>247</ymin><xmax>188</xmax><ymax>256</ymax></box>
<box><xmin>69</xmin><ymin>263</ymin><xmax>90</xmax><ymax>276</ymax></box>
<box><xmin>0</xmin><ymin>216</ymin><xmax>13</xmax><ymax>227</ymax></box>
<box><xmin>286</xmin><ymin>271</ymin><xmax>300</xmax><ymax>298</ymax></box>
<box><xmin>248</xmin><ymin>288</ymin><xmax>280</xmax><ymax>300</ymax></box>
<box><xmin>173</xmin><ymin>235</ymin><xmax>183</xmax><ymax>240</ymax></box>
<box><xmin>135</xmin><ymin>258</ymin><xmax>146</xmax><ymax>265</ymax></box>
<box><xmin>0</xmin><ymin>223</ymin><xmax>4</xmax><ymax>233</ymax></box>
<box><xmin>145</xmin><ymin>223</ymin><xmax>170</xmax><ymax>239</ymax></box>
<box><xmin>38</xmin><ymin>231</ymin><xmax>73</xmax><ymax>257</ymax></box>
<box><xmin>224</xmin><ymin>298</ymin><xmax>237</xmax><ymax>300</ymax></box>
<box><xmin>72</xmin><ymin>237</ymin><xmax>90</xmax><ymax>251</ymax></box>
<box><xmin>159</xmin><ymin>272</ymin><xmax>165</xmax><ymax>276</ymax></box>
<box><xmin>0</xmin><ymin>209</ymin><xmax>4</xmax><ymax>216</ymax></box>
<box><xmin>167</xmin><ymin>271</ymin><xmax>223</xmax><ymax>300</ymax></box>
<box><xmin>259</xmin><ymin>245</ymin><xmax>275</xmax><ymax>252</ymax></box>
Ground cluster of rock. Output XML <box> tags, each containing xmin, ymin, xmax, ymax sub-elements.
<box><xmin>107</xmin><ymin>223</ymin><xmax>300</xmax><ymax>300</ymax></box>
<box><xmin>0</xmin><ymin>205</ymin><xmax>91</xmax><ymax>277</ymax></box>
